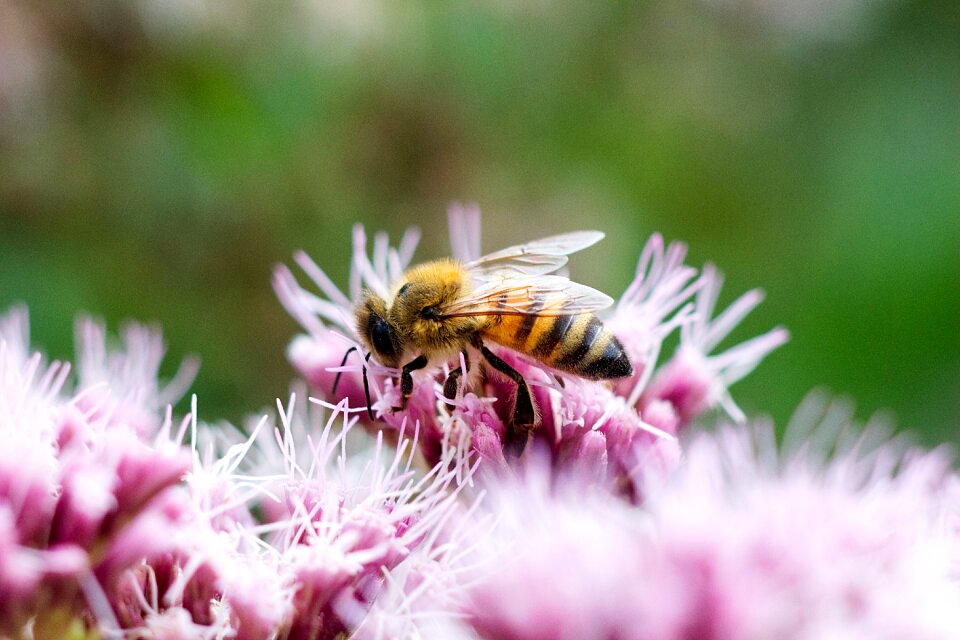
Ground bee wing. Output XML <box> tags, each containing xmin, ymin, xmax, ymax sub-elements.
<box><xmin>438</xmin><ymin>275</ymin><xmax>614</xmax><ymax>318</ymax></box>
<box><xmin>465</xmin><ymin>231</ymin><xmax>605</xmax><ymax>279</ymax></box>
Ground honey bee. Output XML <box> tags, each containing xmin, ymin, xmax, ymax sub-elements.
<box><xmin>352</xmin><ymin>231</ymin><xmax>633</xmax><ymax>456</ymax></box>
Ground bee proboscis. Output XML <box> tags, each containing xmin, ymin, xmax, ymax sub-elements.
<box><xmin>352</xmin><ymin>230</ymin><xmax>633</xmax><ymax>456</ymax></box>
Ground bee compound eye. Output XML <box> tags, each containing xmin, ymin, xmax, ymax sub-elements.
<box><xmin>370</xmin><ymin>316</ymin><xmax>398</xmax><ymax>361</ymax></box>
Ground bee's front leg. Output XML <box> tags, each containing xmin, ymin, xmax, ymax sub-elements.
<box><xmin>393</xmin><ymin>354</ymin><xmax>429</xmax><ymax>412</ymax></box>
<box><xmin>442</xmin><ymin>350</ymin><xmax>471</xmax><ymax>406</ymax></box>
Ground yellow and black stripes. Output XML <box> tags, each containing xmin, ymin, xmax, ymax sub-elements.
<box><xmin>482</xmin><ymin>310</ymin><xmax>632</xmax><ymax>380</ymax></box>
<box><xmin>555</xmin><ymin>315</ymin><xmax>604</xmax><ymax>370</ymax></box>
<box><xmin>513</xmin><ymin>291</ymin><xmax>545</xmax><ymax>345</ymax></box>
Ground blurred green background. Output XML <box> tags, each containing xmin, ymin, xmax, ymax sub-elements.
<box><xmin>1</xmin><ymin>1</ymin><xmax>957</xmax><ymax>443</ymax></box>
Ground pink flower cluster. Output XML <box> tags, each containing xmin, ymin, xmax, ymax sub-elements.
<box><xmin>275</xmin><ymin>205</ymin><xmax>788</xmax><ymax>492</ymax></box>
<box><xmin>0</xmin><ymin>309</ymin><xmax>192</xmax><ymax>637</ymax></box>
<box><xmin>449</xmin><ymin>402</ymin><xmax>960</xmax><ymax>640</ymax></box>
<box><xmin>2</xmin><ymin>207</ymin><xmax>957</xmax><ymax>639</ymax></box>
<box><xmin>0</xmin><ymin>308</ymin><xmax>472</xmax><ymax>638</ymax></box>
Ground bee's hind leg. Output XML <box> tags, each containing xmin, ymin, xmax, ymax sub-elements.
<box><xmin>475</xmin><ymin>341</ymin><xmax>536</xmax><ymax>459</ymax></box>
<box><xmin>443</xmin><ymin>350</ymin><xmax>471</xmax><ymax>406</ymax></box>
<box><xmin>393</xmin><ymin>354</ymin><xmax>429</xmax><ymax>412</ymax></box>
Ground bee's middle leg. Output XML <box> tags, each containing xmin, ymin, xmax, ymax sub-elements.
<box><xmin>476</xmin><ymin>342</ymin><xmax>535</xmax><ymax>458</ymax></box>
<box><xmin>443</xmin><ymin>350</ymin><xmax>471</xmax><ymax>405</ymax></box>
<box><xmin>394</xmin><ymin>354</ymin><xmax>429</xmax><ymax>411</ymax></box>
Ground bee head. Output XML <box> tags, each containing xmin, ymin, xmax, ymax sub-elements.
<box><xmin>356</xmin><ymin>292</ymin><xmax>403</xmax><ymax>368</ymax></box>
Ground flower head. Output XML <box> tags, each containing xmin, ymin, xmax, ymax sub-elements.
<box><xmin>640</xmin><ymin>264</ymin><xmax>790</xmax><ymax>426</ymax></box>
<box><xmin>0</xmin><ymin>308</ymin><xmax>195</xmax><ymax>637</ymax></box>
<box><xmin>1</xmin><ymin>203</ymin><xmax>955</xmax><ymax>639</ymax></box>
<box><xmin>276</xmin><ymin>206</ymin><xmax>785</xmax><ymax>490</ymax></box>
<box><xmin>449</xmin><ymin>394</ymin><xmax>960</xmax><ymax>640</ymax></box>
<box><xmin>73</xmin><ymin>315</ymin><xmax>199</xmax><ymax>438</ymax></box>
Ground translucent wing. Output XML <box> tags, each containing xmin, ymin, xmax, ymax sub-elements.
<box><xmin>437</xmin><ymin>275</ymin><xmax>614</xmax><ymax>318</ymax></box>
<box><xmin>465</xmin><ymin>231</ymin><xmax>604</xmax><ymax>279</ymax></box>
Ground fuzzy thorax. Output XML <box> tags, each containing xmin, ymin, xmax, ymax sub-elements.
<box><xmin>389</xmin><ymin>259</ymin><xmax>485</xmax><ymax>353</ymax></box>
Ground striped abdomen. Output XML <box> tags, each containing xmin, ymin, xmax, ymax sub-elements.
<box><xmin>482</xmin><ymin>311</ymin><xmax>633</xmax><ymax>380</ymax></box>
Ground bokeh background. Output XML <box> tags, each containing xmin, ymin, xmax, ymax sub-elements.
<box><xmin>1</xmin><ymin>1</ymin><xmax>957</xmax><ymax>444</ymax></box>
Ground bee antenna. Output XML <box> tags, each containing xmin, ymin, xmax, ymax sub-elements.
<box><xmin>332</xmin><ymin>346</ymin><xmax>358</xmax><ymax>396</ymax></box>
<box><xmin>362</xmin><ymin>352</ymin><xmax>375</xmax><ymax>421</ymax></box>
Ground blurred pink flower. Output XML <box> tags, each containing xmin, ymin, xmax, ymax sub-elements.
<box><xmin>451</xmin><ymin>394</ymin><xmax>960</xmax><ymax>640</ymax></box>
<box><xmin>462</xmin><ymin>464</ymin><xmax>660</xmax><ymax>640</ymax></box>
<box><xmin>73</xmin><ymin>315</ymin><xmax>198</xmax><ymax>438</ymax></box>
<box><xmin>0</xmin><ymin>308</ymin><xmax>193</xmax><ymax>637</ymax></box>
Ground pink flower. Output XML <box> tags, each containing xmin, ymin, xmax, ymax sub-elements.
<box><xmin>3</xmin><ymin>200</ymin><xmax>957</xmax><ymax>640</ymax></box>
<box><xmin>461</xmin><ymin>463</ymin><xmax>661</xmax><ymax>640</ymax></box>
<box><xmin>354</xmin><ymin>484</ymin><xmax>491</xmax><ymax>640</ymax></box>
<box><xmin>452</xmin><ymin>394</ymin><xmax>960</xmax><ymax>640</ymax></box>
<box><xmin>634</xmin><ymin>403</ymin><xmax>960</xmax><ymax>639</ymax></box>
<box><xmin>0</xmin><ymin>308</ymin><xmax>196</xmax><ymax>637</ymax></box>
<box><xmin>0</xmin><ymin>306</ymin><xmax>71</xmax><ymax>446</ymax></box>
<box><xmin>0</xmin><ymin>433</ymin><xmax>59</xmax><ymax>547</ymax></box>
<box><xmin>218</xmin><ymin>554</ymin><xmax>293</xmax><ymax>640</ymax></box>
<box><xmin>0</xmin><ymin>506</ymin><xmax>88</xmax><ymax>637</ymax></box>
<box><xmin>452</xmin><ymin>390</ymin><xmax>508</xmax><ymax>472</ymax></box>
<box><xmin>147</xmin><ymin>393</ymin><xmax>478</xmax><ymax>639</ymax></box>
<box><xmin>606</xmin><ymin>233</ymin><xmax>701</xmax><ymax>407</ymax></box>
<box><xmin>276</xmin><ymin>206</ymin><xmax>785</xmax><ymax>485</ymax></box>
<box><xmin>73</xmin><ymin>316</ymin><xmax>198</xmax><ymax>438</ymax></box>
<box><xmin>640</xmin><ymin>264</ymin><xmax>789</xmax><ymax>427</ymax></box>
